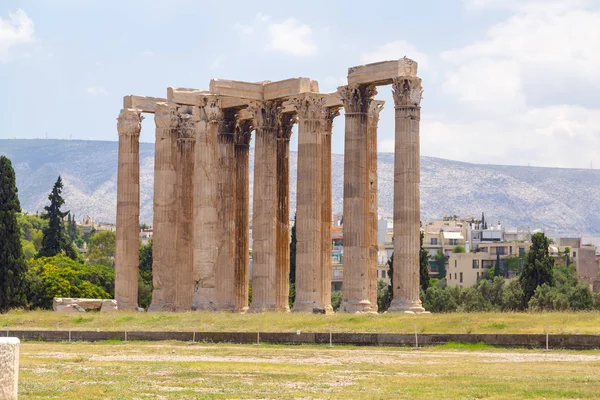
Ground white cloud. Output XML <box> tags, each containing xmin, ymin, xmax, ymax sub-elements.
<box><xmin>86</xmin><ymin>86</ymin><xmax>108</xmax><ymax>96</ymax></box>
<box><xmin>360</xmin><ymin>40</ymin><xmax>428</xmax><ymax>69</ymax></box>
<box><xmin>464</xmin><ymin>0</ymin><xmax>594</xmax><ymax>13</ymax></box>
<box><xmin>140</xmin><ymin>50</ymin><xmax>154</xmax><ymax>57</ymax></box>
<box><xmin>0</xmin><ymin>9</ymin><xmax>34</xmax><ymax>62</ymax></box>
<box><xmin>266</xmin><ymin>18</ymin><xmax>317</xmax><ymax>57</ymax></box>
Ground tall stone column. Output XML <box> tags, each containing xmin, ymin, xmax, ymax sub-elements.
<box><xmin>388</xmin><ymin>76</ymin><xmax>426</xmax><ymax>313</ymax></box>
<box><xmin>233</xmin><ymin>120</ymin><xmax>252</xmax><ymax>313</ymax></box>
<box><xmin>276</xmin><ymin>114</ymin><xmax>295</xmax><ymax>312</ymax></box>
<box><xmin>115</xmin><ymin>108</ymin><xmax>142</xmax><ymax>311</ymax></box>
<box><xmin>174</xmin><ymin>108</ymin><xmax>197</xmax><ymax>311</ymax></box>
<box><xmin>292</xmin><ymin>94</ymin><xmax>325</xmax><ymax>312</ymax></box>
<box><xmin>192</xmin><ymin>96</ymin><xmax>220</xmax><ymax>310</ymax></box>
<box><xmin>338</xmin><ymin>84</ymin><xmax>377</xmax><ymax>313</ymax></box>
<box><xmin>149</xmin><ymin>103</ymin><xmax>178</xmax><ymax>311</ymax></box>
<box><xmin>215</xmin><ymin>109</ymin><xmax>237</xmax><ymax>311</ymax></box>
<box><xmin>367</xmin><ymin>100</ymin><xmax>384</xmax><ymax>312</ymax></box>
<box><xmin>248</xmin><ymin>100</ymin><xmax>283</xmax><ymax>312</ymax></box>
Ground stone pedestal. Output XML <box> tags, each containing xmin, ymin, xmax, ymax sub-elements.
<box><xmin>115</xmin><ymin>108</ymin><xmax>142</xmax><ymax>311</ymax></box>
<box><xmin>248</xmin><ymin>100</ymin><xmax>283</xmax><ymax>312</ymax></box>
<box><xmin>149</xmin><ymin>104</ymin><xmax>178</xmax><ymax>311</ymax></box>
<box><xmin>215</xmin><ymin>109</ymin><xmax>237</xmax><ymax>311</ymax></box>
<box><xmin>192</xmin><ymin>97</ymin><xmax>220</xmax><ymax>310</ymax></box>
<box><xmin>174</xmin><ymin>108</ymin><xmax>196</xmax><ymax>311</ymax></box>
<box><xmin>367</xmin><ymin>100</ymin><xmax>384</xmax><ymax>312</ymax></box>
<box><xmin>292</xmin><ymin>94</ymin><xmax>325</xmax><ymax>312</ymax></box>
<box><xmin>234</xmin><ymin>120</ymin><xmax>252</xmax><ymax>313</ymax></box>
<box><xmin>276</xmin><ymin>115</ymin><xmax>295</xmax><ymax>312</ymax></box>
<box><xmin>338</xmin><ymin>85</ymin><xmax>377</xmax><ymax>313</ymax></box>
<box><xmin>388</xmin><ymin>77</ymin><xmax>425</xmax><ymax>313</ymax></box>
<box><xmin>0</xmin><ymin>337</ymin><xmax>19</xmax><ymax>400</ymax></box>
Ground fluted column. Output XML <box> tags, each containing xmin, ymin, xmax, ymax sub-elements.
<box><xmin>320</xmin><ymin>108</ymin><xmax>340</xmax><ymax>313</ymax></box>
<box><xmin>149</xmin><ymin>104</ymin><xmax>178</xmax><ymax>311</ymax></box>
<box><xmin>215</xmin><ymin>109</ymin><xmax>237</xmax><ymax>311</ymax></box>
<box><xmin>292</xmin><ymin>94</ymin><xmax>325</xmax><ymax>312</ymax></box>
<box><xmin>174</xmin><ymin>108</ymin><xmax>197</xmax><ymax>311</ymax></box>
<box><xmin>233</xmin><ymin>120</ymin><xmax>252</xmax><ymax>313</ymax></box>
<box><xmin>367</xmin><ymin>100</ymin><xmax>384</xmax><ymax>312</ymax></box>
<box><xmin>276</xmin><ymin>114</ymin><xmax>295</xmax><ymax>312</ymax></box>
<box><xmin>192</xmin><ymin>96</ymin><xmax>220</xmax><ymax>310</ymax></box>
<box><xmin>338</xmin><ymin>84</ymin><xmax>377</xmax><ymax>313</ymax></box>
<box><xmin>388</xmin><ymin>76</ymin><xmax>426</xmax><ymax>312</ymax></box>
<box><xmin>115</xmin><ymin>108</ymin><xmax>142</xmax><ymax>310</ymax></box>
<box><xmin>248</xmin><ymin>100</ymin><xmax>283</xmax><ymax>312</ymax></box>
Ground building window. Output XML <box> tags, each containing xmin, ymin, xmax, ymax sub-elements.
<box><xmin>472</xmin><ymin>260</ymin><xmax>479</xmax><ymax>269</ymax></box>
<box><xmin>509</xmin><ymin>246</ymin><xmax>513</xmax><ymax>255</ymax></box>
<box><xmin>573</xmin><ymin>251</ymin><xmax>577</xmax><ymax>259</ymax></box>
<box><xmin>519</xmin><ymin>247</ymin><xmax>525</xmax><ymax>256</ymax></box>
<box><xmin>382</xmin><ymin>270</ymin><xmax>386</xmax><ymax>278</ymax></box>
<box><xmin>496</xmin><ymin>247</ymin><xmax>506</xmax><ymax>255</ymax></box>
<box><xmin>376</xmin><ymin>270</ymin><xmax>379</xmax><ymax>278</ymax></box>
<box><xmin>459</xmin><ymin>272</ymin><xmax>463</xmax><ymax>283</ymax></box>
<box><xmin>430</xmin><ymin>238</ymin><xmax>438</xmax><ymax>245</ymax></box>
<box><xmin>333</xmin><ymin>269</ymin><xmax>340</xmax><ymax>278</ymax></box>
<box><xmin>482</xmin><ymin>260</ymin><xmax>493</xmax><ymax>269</ymax></box>
<box><xmin>455</xmin><ymin>260</ymin><xmax>457</xmax><ymax>268</ymax></box>
<box><xmin>454</xmin><ymin>273</ymin><xmax>457</xmax><ymax>280</ymax></box>
<box><xmin>476</xmin><ymin>272</ymin><xmax>479</xmax><ymax>279</ymax></box>
<box><xmin>449</xmin><ymin>239</ymin><xmax>458</xmax><ymax>246</ymax></box>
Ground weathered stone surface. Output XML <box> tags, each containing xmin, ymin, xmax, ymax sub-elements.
<box><xmin>264</xmin><ymin>78</ymin><xmax>315</xmax><ymax>100</ymax></box>
<box><xmin>167</xmin><ymin>87</ymin><xmax>210</xmax><ymax>105</ymax></box>
<box><xmin>209</xmin><ymin>79</ymin><xmax>264</xmax><ymax>101</ymax></box>
<box><xmin>100</xmin><ymin>300</ymin><xmax>119</xmax><ymax>312</ymax></box>
<box><xmin>348</xmin><ymin>58</ymin><xmax>418</xmax><ymax>86</ymax></box>
<box><xmin>54</xmin><ymin>298</ymin><xmax>119</xmax><ymax>312</ymax></box>
<box><xmin>0</xmin><ymin>338</ymin><xmax>19</xmax><ymax>400</ymax></box>
<box><xmin>123</xmin><ymin>95</ymin><xmax>167</xmax><ymax>113</ymax></box>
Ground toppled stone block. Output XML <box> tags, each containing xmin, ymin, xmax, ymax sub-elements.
<box><xmin>0</xmin><ymin>337</ymin><xmax>19</xmax><ymax>400</ymax></box>
<box><xmin>100</xmin><ymin>300</ymin><xmax>119</xmax><ymax>313</ymax></box>
<box><xmin>348</xmin><ymin>58</ymin><xmax>418</xmax><ymax>86</ymax></box>
<box><xmin>53</xmin><ymin>298</ymin><xmax>119</xmax><ymax>313</ymax></box>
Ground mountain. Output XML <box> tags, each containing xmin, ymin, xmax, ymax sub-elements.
<box><xmin>1</xmin><ymin>139</ymin><xmax>599</xmax><ymax>234</ymax></box>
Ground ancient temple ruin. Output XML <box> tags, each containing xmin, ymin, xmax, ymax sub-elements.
<box><xmin>115</xmin><ymin>58</ymin><xmax>425</xmax><ymax>313</ymax></box>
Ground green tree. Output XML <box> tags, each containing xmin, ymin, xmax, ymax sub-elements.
<box><xmin>331</xmin><ymin>291</ymin><xmax>342</xmax><ymax>311</ymax></box>
<box><xmin>494</xmin><ymin>252</ymin><xmax>503</xmax><ymax>277</ymax></box>
<box><xmin>0</xmin><ymin>156</ymin><xmax>28</xmax><ymax>312</ymax></box>
<box><xmin>452</xmin><ymin>245</ymin><xmax>466</xmax><ymax>253</ymax></box>
<box><xmin>420</xmin><ymin>231</ymin><xmax>430</xmax><ymax>291</ymax></box>
<box><xmin>37</xmin><ymin>176</ymin><xmax>77</xmax><ymax>259</ymax></box>
<box><xmin>86</xmin><ymin>230</ymin><xmax>116</xmax><ymax>266</ymax></box>
<box><xmin>289</xmin><ymin>213</ymin><xmax>297</xmax><ymax>284</ymax></box>
<box><xmin>138</xmin><ymin>240</ymin><xmax>153</xmax><ymax>309</ymax></box>
<box><xmin>518</xmin><ymin>232</ymin><xmax>555</xmax><ymax>304</ymax></box>
<box><xmin>432</xmin><ymin>251</ymin><xmax>448</xmax><ymax>280</ymax></box>
<box><xmin>377</xmin><ymin>279</ymin><xmax>392</xmax><ymax>312</ymax></box>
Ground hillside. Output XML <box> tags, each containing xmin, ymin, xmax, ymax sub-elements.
<box><xmin>1</xmin><ymin>139</ymin><xmax>598</xmax><ymax>234</ymax></box>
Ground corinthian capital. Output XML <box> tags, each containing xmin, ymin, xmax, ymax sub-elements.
<box><xmin>177</xmin><ymin>110</ymin><xmax>197</xmax><ymax>141</ymax></box>
<box><xmin>289</xmin><ymin>93</ymin><xmax>326</xmax><ymax>121</ymax></box>
<box><xmin>154</xmin><ymin>103</ymin><xmax>177</xmax><ymax>130</ymax></box>
<box><xmin>337</xmin><ymin>84</ymin><xmax>377</xmax><ymax>114</ymax></box>
<box><xmin>234</xmin><ymin>119</ymin><xmax>253</xmax><ymax>146</ymax></box>
<box><xmin>392</xmin><ymin>77</ymin><xmax>423</xmax><ymax>107</ymax></box>
<box><xmin>248</xmin><ymin>100</ymin><xmax>283</xmax><ymax>130</ymax></box>
<box><xmin>368</xmin><ymin>100</ymin><xmax>385</xmax><ymax>124</ymax></box>
<box><xmin>117</xmin><ymin>108</ymin><xmax>143</xmax><ymax>136</ymax></box>
<box><xmin>278</xmin><ymin>113</ymin><xmax>297</xmax><ymax>140</ymax></box>
<box><xmin>324</xmin><ymin>107</ymin><xmax>341</xmax><ymax>133</ymax></box>
<box><xmin>202</xmin><ymin>96</ymin><xmax>223</xmax><ymax>122</ymax></box>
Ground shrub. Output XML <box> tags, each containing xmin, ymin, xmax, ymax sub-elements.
<box><xmin>458</xmin><ymin>287</ymin><xmax>490</xmax><ymax>312</ymax></box>
<box><xmin>331</xmin><ymin>291</ymin><xmax>342</xmax><ymax>311</ymax></box>
<box><xmin>475</xmin><ymin>276</ymin><xmax>505</xmax><ymax>309</ymax></box>
<box><xmin>377</xmin><ymin>279</ymin><xmax>391</xmax><ymax>312</ymax></box>
<box><xmin>528</xmin><ymin>284</ymin><xmax>569</xmax><ymax>311</ymax></box>
<box><xmin>502</xmin><ymin>279</ymin><xmax>526</xmax><ymax>311</ymax></box>
<box><xmin>568</xmin><ymin>284</ymin><xmax>594</xmax><ymax>311</ymax></box>
<box><xmin>423</xmin><ymin>286</ymin><xmax>457</xmax><ymax>313</ymax></box>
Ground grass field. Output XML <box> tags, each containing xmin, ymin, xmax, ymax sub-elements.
<box><xmin>2</xmin><ymin>310</ymin><xmax>600</xmax><ymax>334</ymax></box>
<box><xmin>18</xmin><ymin>341</ymin><xmax>600</xmax><ymax>399</ymax></box>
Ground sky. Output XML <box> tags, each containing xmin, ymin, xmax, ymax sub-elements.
<box><xmin>1</xmin><ymin>0</ymin><xmax>600</xmax><ymax>168</ymax></box>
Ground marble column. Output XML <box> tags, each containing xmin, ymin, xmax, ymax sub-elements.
<box><xmin>215</xmin><ymin>109</ymin><xmax>237</xmax><ymax>311</ymax></box>
<box><xmin>0</xmin><ymin>337</ymin><xmax>19</xmax><ymax>400</ymax></box>
<box><xmin>248</xmin><ymin>100</ymin><xmax>283</xmax><ymax>312</ymax></box>
<box><xmin>149</xmin><ymin>103</ymin><xmax>177</xmax><ymax>311</ymax></box>
<box><xmin>388</xmin><ymin>76</ymin><xmax>426</xmax><ymax>313</ymax></box>
<box><xmin>367</xmin><ymin>100</ymin><xmax>384</xmax><ymax>312</ymax></box>
<box><xmin>192</xmin><ymin>96</ymin><xmax>220</xmax><ymax>310</ymax></box>
<box><xmin>276</xmin><ymin>114</ymin><xmax>295</xmax><ymax>312</ymax></box>
<box><xmin>233</xmin><ymin>120</ymin><xmax>252</xmax><ymax>313</ymax></box>
<box><xmin>320</xmin><ymin>108</ymin><xmax>340</xmax><ymax>313</ymax></box>
<box><xmin>292</xmin><ymin>94</ymin><xmax>325</xmax><ymax>312</ymax></box>
<box><xmin>174</xmin><ymin>107</ymin><xmax>197</xmax><ymax>311</ymax></box>
<box><xmin>338</xmin><ymin>84</ymin><xmax>377</xmax><ymax>313</ymax></box>
<box><xmin>115</xmin><ymin>108</ymin><xmax>142</xmax><ymax>311</ymax></box>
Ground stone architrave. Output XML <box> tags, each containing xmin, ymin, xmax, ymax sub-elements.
<box><xmin>367</xmin><ymin>100</ymin><xmax>384</xmax><ymax>312</ymax></box>
<box><xmin>337</xmin><ymin>84</ymin><xmax>377</xmax><ymax>313</ymax></box>
<box><xmin>215</xmin><ymin>108</ymin><xmax>237</xmax><ymax>311</ymax></box>
<box><xmin>292</xmin><ymin>94</ymin><xmax>326</xmax><ymax>312</ymax></box>
<box><xmin>174</xmin><ymin>107</ymin><xmax>197</xmax><ymax>311</ymax></box>
<box><xmin>192</xmin><ymin>96</ymin><xmax>220</xmax><ymax>310</ymax></box>
<box><xmin>115</xmin><ymin>108</ymin><xmax>142</xmax><ymax>311</ymax></box>
<box><xmin>0</xmin><ymin>337</ymin><xmax>19</xmax><ymax>400</ymax></box>
<box><xmin>388</xmin><ymin>76</ymin><xmax>426</xmax><ymax>313</ymax></box>
<box><xmin>248</xmin><ymin>100</ymin><xmax>283</xmax><ymax>312</ymax></box>
<box><xmin>233</xmin><ymin>119</ymin><xmax>252</xmax><ymax>312</ymax></box>
<box><xmin>148</xmin><ymin>104</ymin><xmax>178</xmax><ymax>311</ymax></box>
<box><xmin>320</xmin><ymin>108</ymin><xmax>340</xmax><ymax>313</ymax></box>
<box><xmin>276</xmin><ymin>114</ymin><xmax>295</xmax><ymax>312</ymax></box>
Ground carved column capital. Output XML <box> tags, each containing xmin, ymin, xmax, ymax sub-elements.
<box><xmin>290</xmin><ymin>93</ymin><xmax>326</xmax><ymax>122</ymax></box>
<box><xmin>154</xmin><ymin>104</ymin><xmax>177</xmax><ymax>130</ymax></box>
<box><xmin>248</xmin><ymin>100</ymin><xmax>283</xmax><ymax>131</ymax></box>
<box><xmin>278</xmin><ymin>113</ymin><xmax>297</xmax><ymax>140</ymax></box>
<box><xmin>117</xmin><ymin>109</ymin><xmax>143</xmax><ymax>136</ymax></box>
<box><xmin>324</xmin><ymin>107</ymin><xmax>341</xmax><ymax>133</ymax></box>
<box><xmin>392</xmin><ymin>76</ymin><xmax>423</xmax><ymax>108</ymax></box>
<box><xmin>202</xmin><ymin>96</ymin><xmax>223</xmax><ymax>122</ymax></box>
<box><xmin>337</xmin><ymin>84</ymin><xmax>377</xmax><ymax>114</ymax></box>
<box><xmin>234</xmin><ymin>119</ymin><xmax>253</xmax><ymax>146</ymax></box>
<box><xmin>176</xmin><ymin>110</ymin><xmax>197</xmax><ymax>142</ymax></box>
<box><xmin>218</xmin><ymin>109</ymin><xmax>237</xmax><ymax>136</ymax></box>
<box><xmin>368</xmin><ymin>100</ymin><xmax>385</xmax><ymax>124</ymax></box>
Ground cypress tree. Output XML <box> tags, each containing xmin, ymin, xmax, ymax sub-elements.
<box><xmin>494</xmin><ymin>252</ymin><xmax>503</xmax><ymax>277</ymax></box>
<box><xmin>289</xmin><ymin>213</ymin><xmax>297</xmax><ymax>284</ymax></box>
<box><xmin>37</xmin><ymin>176</ymin><xmax>72</xmax><ymax>258</ymax></box>
<box><xmin>519</xmin><ymin>232</ymin><xmax>555</xmax><ymax>304</ymax></box>
<box><xmin>419</xmin><ymin>231</ymin><xmax>430</xmax><ymax>291</ymax></box>
<box><xmin>0</xmin><ymin>156</ymin><xmax>27</xmax><ymax>312</ymax></box>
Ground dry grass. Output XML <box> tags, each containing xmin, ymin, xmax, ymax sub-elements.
<box><xmin>18</xmin><ymin>341</ymin><xmax>600</xmax><ymax>399</ymax></box>
<box><xmin>2</xmin><ymin>310</ymin><xmax>600</xmax><ymax>334</ymax></box>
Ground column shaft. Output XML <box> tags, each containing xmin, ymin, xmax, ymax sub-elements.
<box><xmin>389</xmin><ymin>77</ymin><xmax>425</xmax><ymax>312</ymax></box>
<box><xmin>115</xmin><ymin>108</ymin><xmax>142</xmax><ymax>311</ymax></box>
<box><xmin>248</xmin><ymin>101</ymin><xmax>282</xmax><ymax>312</ymax></box>
<box><xmin>149</xmin><ymin>104</ymin><xmax>178</xmax><ymax>311</ymax></box>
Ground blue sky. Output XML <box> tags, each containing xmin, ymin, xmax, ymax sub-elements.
<box><xmin>1</xmin><ymin>0</ymin><xmax>599</xmax><ymax>168</ymax></box>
